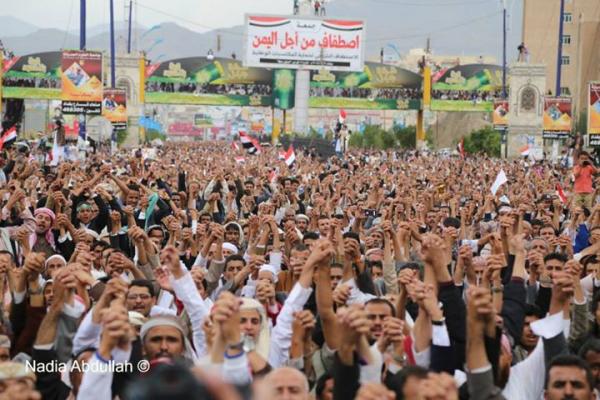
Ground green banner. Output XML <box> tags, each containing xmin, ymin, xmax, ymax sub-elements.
<box><xmin>145</xmin><ymin>56</ymin><xmax>272</xmax><ymax>106</ymax></box>
<box><xmin>307</xmin><ymin>62</ymin><xmax>421</xmax><ymax>110</ymax></box>
<box><xmin>430</xmin><ymin>64</ymin><xmax>501</xmax><ymax>111</ymax></box>
<box><xmin>430</xmin><ymin>100</ymin><xmax>494</xmax><ymax>112</ymax></box>
<box><xmin>432</xmin><ymin>64</ymin><xmax>502</xmax><ymax>92</ymax></box>
<box><xmin>145</xmin><ymin>92</ymin><xmax>272</xmax><ymax>106</ymax></box>
<box><xmin>272</xmin><ymin>69</ymin><xmax>295</xmax><ymax>110</ymax></box>
<box><xmin>310</xmin><ymin>62</ymin><xmax>422</xmax><ymax>89</ymax></box>
<box><xmin>2</xmin><ymin>51</ymin><xmax>62</xmax><ymax>99</ymax></box>
<box><xmin>310</xmin><ymin>97</ymin><xmax>421</xmax><ymax>110</ymax></box>
<box><xmin>146</xmin><ymin>57</ymin><xmax>272</xmax><ymax>84</ymax></box>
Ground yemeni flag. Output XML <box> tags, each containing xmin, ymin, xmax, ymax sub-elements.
<box><xmin>248</xmin><ymin>16</ymin><xmax>291</xmax><ymax>28</ymax></box>
<box><xmin>519</xmin><ymin>145</ymin><xmax>530</xmax><ymax>157</ymax></box>
<box><xmin>239</xmin><ymin>131</ymin><xmax>261</xmax><ymax>155</ymax></box>
<box><xmin>269</xmin><ymin>169</ymin><xmax>278</xmax><ymax>184</ymax></box>
<box><xmin>339</xmin><ymin>109</ymin><xmax>347</xmax><ymax>124</ymax></box>
<box><xmin>145</xmin><ymin>63</ymin><xmax>162</xmax><ymax>78</ymax></box>
<box><xmin>2</xmin><ymin>56</ymin><xmax>20</xmax><ymax>73</ymax></box>
<box><xmin>457</xmin><ymin>138</ymin><xmax>465</xmax><ymax>159</ymax></box>
<box><xmin>231</xmin><ymin>141</ymin><xmax>240</xmax><ymax>151</ymax></box>
<box><xmin>556</xmin><ymin>183</ymin><xmax>568</xmax><ymax>204</ymax></box>
<box><xmin>50</xmin><ymin>138</ymin><xmax>64</xmax><ymax>167</ymax></box>
<box><xmin>284</xmin><ymin>145</ymin><xmax>296</xmax><ymax>167</ymax></box>
<box><xmin>234</xmin><ymin>156</ymin><xmax>245</xmax><ymax>164</ymax></box>
<box><xmin>0</xmin><ymin>126</ymin><xmax>17</xmax><ymax>151</ymax></box>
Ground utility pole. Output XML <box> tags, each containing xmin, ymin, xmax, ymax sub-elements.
<box><xmin>80</xmin><ymin>0</ymin><xmax>86</xmax><ymax>49</ymax></box>
<box><xmin>292</xmin><ymin>0</ymin><xmax>311</xmax><ymax>134</ymax></box>
<box><xmin>502</xmin><ymin>0</ymin><xmax>507</xmax><ymax>98</ymax></box>
<box><xmin>110</xmin><ymin>0</ymin><xmax>116</xmax><ymax>87</ymax></box>
<box><xmin>556</xmin><ymin>0</ymin><xmax>566</xmax><ymax>96</ymax></box>
<box><xmin>574</xmin><ymin>12</ymin><xmax>583</xmax><ymax>128</ymax></box>
<box><xmin>127</xmin><ymin>0</ymin><xmax>133</xmax><ymax>54</ymax></box>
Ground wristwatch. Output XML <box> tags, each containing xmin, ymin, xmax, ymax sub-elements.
<box><xmin>391</xmin><ymin>353</ymin><xmax>407</xmax><ymax>365</ymax></box>
<box><xmin>28</xmin><ymin>286</ymin><xmax>43</xmax><ymax>295</ymax></box>
<box><xmin>225</xmin><ymin>341</ymin><xmax>244</xmax><ymax>357</ymax></box>
<box><xmin>242</xmin><ymin>335</ymin><xmax>256</xmax><ymax>353</ymax></box>
<box><xmin>431</xmin><ymin>317</ymin><xmax>446</xmax><ymax>326</ymax></box>
<box><xmin>491</xmin><ymin>284</ymin><xmax>504</xmax><ymax>293</ymax></box>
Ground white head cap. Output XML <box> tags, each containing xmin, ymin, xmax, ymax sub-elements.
<box><xmin>258</xmin><ymin>264</ymin><xmax>279</xmax><ymax>283</ymax></box>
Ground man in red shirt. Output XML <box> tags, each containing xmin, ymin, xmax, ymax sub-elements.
<box><xmin>573</xmin><ymin>151</ymin><xmax>597</xmax><ymax>208</ymax></box>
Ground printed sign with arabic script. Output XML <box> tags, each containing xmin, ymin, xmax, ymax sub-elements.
<box><xmin>244</xmin><ymin>15</ymin><xmax>365</xmax><ymax>71</ymax></box>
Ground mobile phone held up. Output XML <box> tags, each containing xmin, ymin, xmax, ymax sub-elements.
<box><xmin>364</xmin><ymin>209</ymin><xmax>379</xmax><ymax>218</ymax></box>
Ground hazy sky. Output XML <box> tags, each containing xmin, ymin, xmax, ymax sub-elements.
<box><xmin>2</xmin><ymin>0</ymin><xmax>524</xmax><ymax>61</ymax></box>
<box><xmin>3</xmin><ymin>0</ymin><xmax>293</xmax><ymax>31</ymax></box>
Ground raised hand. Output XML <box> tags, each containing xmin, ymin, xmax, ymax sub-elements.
<box><xmin>160</xmin><ymin>245</ymin><xmax>184</xmax><ymax>279</ymax></box>
<box><xmin>212</xmin><ymin>291</ymin><xmax>242</xmax><ymax>345</ymax></box>
<box><xmin>98</xmin><ymin>302</ymin><xmax>132</xmax><ymax>358</ymax></box>
<box><xmin>154</xmin><ymin>267</ymin><xmax>174</xmax><ymax>293</ymax></box>
<box><xmin>421</xmin><ymin>233</ymin><xmax>449</xmax><ymax>266</ymax></box>
<box><xmin>23</xmin><ymin>252</ymin><xmax>46</xmax><ymax>280</ymax></box>
<box><xmin>417</xmin><ymin>372</ymin><xmax>459</xmax><ymax>400</ymax></box>
<box><xmin>457</xmin><ymin>245</ymin><xmax>473</xmax><ymax>268</ymax></box>
<box><xmin>337</xmin><ymin>304</ymin><xmax>372</xmax><ymax>346</ymax></box>
<box><xmin>550</xmin><ymin>271</ymin><xmax>574</xmax><ymax>313</ymax></box>
<box><xmin>508</xmin><ymin>233</ymin><xmax>526</xmax><ymax>255</ymax></box>
<box><xmin>306</xmin><ymin>238</ymin><xmax>335</xmax><ymax>268</ymax></box>
<box><xmin>482</xmin><ymin>254</ymin><xmax>504</xmax><ymax>287</ymax></box>
<box><xmin>291</xmin><ymin>310</ymin><xmax>316</xmax><ymax>343</ymax></box>
<box><xmin>354</xmin><ymin>382</ymin><xmax>395</xmax><ymax>400</ymax></box>
<box><xmin>343</xmin><ymin>239</ymin><xmax>361</xmax><ymax>264</ymax></box>
<box><xmin>397</xmin><ymin>268</ymin><xmax>417</xmax><ymax>290</ymax></box>
<box><xmin>256</xmin><ymin>280</ymin><xmax>276</xmax><ymax>305</ymax></box>
<box><xmin>332</xmin><ymin>284</ymin><xmax>351</xmax><ymax>306</ymax></box>
<box><xmin>466</xmin><ymin>286</ymin><xmax>495</xmax><ymax>328</ymax></box>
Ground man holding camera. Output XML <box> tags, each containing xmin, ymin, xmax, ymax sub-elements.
<box><xmin>574</xmin><ymin>151</ymin><xmax>597</xmax><ymax>209</ymax></box>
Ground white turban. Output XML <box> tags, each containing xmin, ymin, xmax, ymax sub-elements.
<box><xmin>258</xmin><ymin>264</ymin><xmax>279</xmax><ymax>283</ymax></box>
<box><xmin>141</xmin><ymin>316</ymin><xmax>198</xmax><ymax>363</ymax></box>
<box><xmin>222</xmin><ymin>242</ymin><xmax>239</xmax><ymax>254</ymax></box>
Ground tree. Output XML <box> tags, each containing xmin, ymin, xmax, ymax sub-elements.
<box><xmin>145</xmin><ymin>129</ymin><xmax>167</xmax><ymax>143</ymax></box>
<box><xmin>347</xmin><ymin>125</ymin><xmax>419</xmax><ymax>150</ymax></box>
<box><xmin>348</xmin><ymin>131</ymin><xmax>363</xmax><ymax>148</ymax></box>
<box><xmin>575</xmin><ymin>110</ymin><xmax>588</xmax><ymax>135</ymax></box>
<box><xmin>462</xmin><ymin>126</ymin><xmax>501</xmax><ymax>157</ymax></box>
<box><xmin>116</xmin><ymin>130</ymin><xmax>128</xmax><ymax>145</ymax></box>
<box><xmin>392</xmin><ymin>126</ymin><xmax>416</xmax><ymax>149</ymax></box>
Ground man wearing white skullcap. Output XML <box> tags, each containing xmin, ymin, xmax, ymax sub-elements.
<box><xmin>140</xmin><ymin>315</ymin><xmax>197</xmax><ymax>364</ymax></box>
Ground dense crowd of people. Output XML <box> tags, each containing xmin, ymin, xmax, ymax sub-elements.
<box><xmin>3</xmin><ymin>77</ymin><xmax>61</xmax><ymax>89</ymax></box>
<box><xmin>0</xmin><ymin>136</ymin><xmax>599</xmax><ymax>400</ymax></box>
<box><xmin>431</xmin><ymin>90</ymin><xmax>501</xmax><ymax>102</ymax></box>
<box><xmin>309</xmin><ymin>87</ymin><xmax>422</xmax><ymax>100</ymax></box>
<box><xmin>145</xmin><ymin>82</ymin><xmax>272</xmax><ymax>96</ymax></box>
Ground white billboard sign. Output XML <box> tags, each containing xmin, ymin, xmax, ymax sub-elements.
<box><xmin>244</xmin><ymin>15</ymin><xmax>365</xmax><ymax>71</ymax></box>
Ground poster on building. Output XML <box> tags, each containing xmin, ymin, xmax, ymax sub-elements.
<box><xmin>273</xmin><ymin>69</ymin><xmax>295</xmax><ymax>110</ymax></box>
<box><xmin>588</xmin><ymin>83</ymin><xmax>600</xmax><ymax>146</ymax></box>
<box><xmin>244</xmin><ymin>15</ymin><xmax>365</xmax><ymax>71</ymax></box>
<box><xmin>307</xmin><ymin>62</ymin><xmax>422</xmax><ymax>110</ymax></box>
<box><xmin>145</xmin><ymin>56</ymin><xmax>272</xmax><ymax>106</ymax></box>
<box><xmin>542</xmin><ymin>96</ymin><xmax>572</xmax><ymax>139</ymax></box>
<box><xmin>102</xmin><ymin>88</ymin><xmax>127</xmax><ymax>130</ymax></box>
<box><xmin>430</xmin><ymin>64</ymin><xmax>502</xmax><ymax>112</ymax></box>
<box><xmin>492</xmin><ymin>99</ymin><xmax>509</xmax><ymax>130</ymax></box>
<box><xmin>146</xmin><ymin>104</ymin><xmax>272</xmax><ymax>138</ymax></box>
<box><xmin>2</xmin><ymin>51</ymin><xmax>62</xmax><ymax>99</ymax></box>
<box><xmin>61</xmin><ymin>50</ymin><xmax>103</xmax><ymax>114</ymax></box>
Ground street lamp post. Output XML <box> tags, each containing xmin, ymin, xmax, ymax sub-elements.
<box><xmin>556</xmin><ymin>0</ymin><xmax>566</xmax><ymax>96</ymax></box>
<box><xmin>80</xmin><ymin>0</ymin><xmax>86</xmax><ymax>50</ymax></box>
<box><xmin>502</xmin><ymin>0</ymin><xmax>507</xmax><ymax>99</ymax></box>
